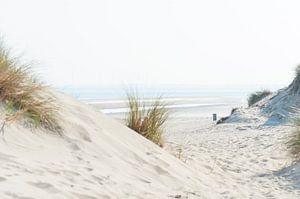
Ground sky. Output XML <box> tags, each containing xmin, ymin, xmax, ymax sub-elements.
<box><xmin>0</xmin><ymin>0</ymin><xmax>300</xmax><ymax>87</ymax></box>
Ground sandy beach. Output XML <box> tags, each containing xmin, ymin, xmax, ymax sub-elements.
<box><xmin>88</xmin><ymin>93</ymin><xmax>300</xmax><ymax>198</ymax></box>
<box><xmin>0</xmin><ymin>91</ymin><xmax>214</xmax><ymax>199</ymax></box>
<box><xmin>165</xmin><ymin>115</ymin><xmax>300</xmax><ymax>198</ymax></box>
<box><xmin>0</xmin><ymin>86</ymin><xmax>299</xmax><ymax>198</ymax></box>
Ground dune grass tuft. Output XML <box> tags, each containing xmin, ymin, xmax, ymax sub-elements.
<box><xmin>0</xmin><ymin>41</ymin><xmax>61</xmax><ymax>132</ymax></box>
<box><xmin>295</xmin><ymin>64</ymin><xmax>300</xmax><ymax>77</ymax></box>
<box><xmin>247</xmin><ymin>90</ymin><xmax>271</xmax><ymax>107</ymax></box>
<box><xmin>126</xmin><ymin>92</ymin><xmax>169</xmax><ymax>147</ymax></box>
<box><xmin>289</xmin><ymin>118</ymin><xmax>300</xmax><ymax>160</ymax></box>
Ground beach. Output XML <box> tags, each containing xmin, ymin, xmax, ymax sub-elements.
<box><xmin>0</xmin><ymin>91</ymin><xmax>215</xmax><ymax>199</ymax></box>
<box><xmin>86</xmin><ymin>92</ymin><xmax>300</xmax><ymax>198</ymax></box>
<box><xmin>0</xmin><ymin>85</ymin><xmax>299</xmax><ymax>198</ymax></box>
<box><xmin>165</xmin><ymin>116</ymin><xmax>300</xmax><ymax>198</ymax></box>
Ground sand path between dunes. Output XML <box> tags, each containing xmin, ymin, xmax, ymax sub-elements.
<box><xmin>165</xmin><ymin>116</ymin><xmax>300</xmax><ymax>199</ymax></box>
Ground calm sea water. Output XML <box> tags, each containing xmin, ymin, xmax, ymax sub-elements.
<box><xmin>57</xmin><ymin>84</ymin><xmax>284</xmax><ymax>116</ymax></box>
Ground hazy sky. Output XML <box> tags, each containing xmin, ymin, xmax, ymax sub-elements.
<box><xmin>1</xmin><ymin>0</ymin><xmax>300</xmax><ymax>87</ymax></box>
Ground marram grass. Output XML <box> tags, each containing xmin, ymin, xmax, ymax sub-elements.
<box><xmin>247</xmin><ymin>90</ymin><xmax>271</xmax><ymax>107</ymax></box>
<box><xmin>0</xmin><ymin>41</ymin><xmax>61</xmax><ymax>132</ymax></box>
<box><xmin>126</xmin><ymin>92</ymin><xmax>169</xmax><ymax>147</ymax></box>
<box><xmin>296</xmin><ymin>64</ymin><xmax>300</xmax><ymax>77</ymax></box>
<box><xmin>289</xmin><ymin>118</ymin><xmax>300</xmax><ymax>160</ymax></box>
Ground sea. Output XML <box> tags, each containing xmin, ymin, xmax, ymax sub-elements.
<box><xmin>57</xmin><ymin>84</ymin><xmax>284</xmax><ymax>118</ymax></box>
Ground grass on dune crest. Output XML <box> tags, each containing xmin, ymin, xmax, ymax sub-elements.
<box><xmin>0</xmin><ymin>41</ymin><xmax>61</xmax><ymax>132</ymax></box>
<box><xmin>289</xmin><ymin>118</ymin><xmax>300</xmax><ymax>161</ymax></box>
<box><xmin>126</xmin><ymin>92</ymin><xmax>169</xmax><ymax>147</ymax></box>
<box><xmin>247</xmin><ymin>90</ymin><xmax>271</xmax><ymax>107</ymax></box>
<box><xmin>296</xmin><ymin>64</ymin><xmax>300</xmax><ymax>77</ymax></box>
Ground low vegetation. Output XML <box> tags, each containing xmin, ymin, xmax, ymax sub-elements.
<box><xmin>289</xmin><ymin>118</ymin><xmax>300</xmax><ymax>160</ymax></box>
<box><xmin>126</xmin><ymin>92</ymin><xmax>169</xmax><ymax>147</ymax></box>
<box><xmin>295</xmin><ymin>64</ymin><xmax>300</xmax><ymax>77</ymax></box>
<box><xmin>174</xmin><ymin>145</ymin><xmax>187</xmax><ymax>162</ymax></box>
<box><xmin>0</xmin><ymin>41</ymin><xmax>61</xmax><ymax>132</ymax></box>
<box><xmin>247</xmin><ymin>90</ymin><xmax>271</xmax><ymax>107</ymax></box>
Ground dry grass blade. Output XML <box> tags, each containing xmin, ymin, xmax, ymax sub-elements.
<box><xmin>0</xmin><ymin>41</ymin><xmax>61</xmax><ymax>133</ymax></box>
<box><xmin>126</xmin><ymin>92</ymin><xmax>169</xmax><ymax>147</ymax></box>
<box><xmin>289</xmin><ymin>118</ymin><xmax>300</xmax><ymax>161</ymax></box>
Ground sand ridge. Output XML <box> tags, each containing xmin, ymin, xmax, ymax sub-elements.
<box><xmin>0</xmin><ymin>91</ymin><xmax>218</xmax><ymax>199</ymax></box>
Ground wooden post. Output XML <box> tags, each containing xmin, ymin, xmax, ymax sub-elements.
<box><xmin>213</xmin><ymin>113</ymin><xmax>217</xmax><ymax>121</ymax></box>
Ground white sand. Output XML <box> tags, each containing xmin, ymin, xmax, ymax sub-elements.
<box><xmin>165</xmin><ymin>110</ymin><xmax>300</xmax><ymax>198</ymax></box>
<box><xmin>0</xmin><ymin>88</ymin><xmax>300</xmax><ymax>198</ymax></box>
<box><xmin>164</xmin><ymin>75</ymin><xmax>300</xmax><ymax>198</ymax></box>
<box><xmin>0</xmin><ymin>91</ymin><xmax>217</xmax><ymax>199</ymax></box>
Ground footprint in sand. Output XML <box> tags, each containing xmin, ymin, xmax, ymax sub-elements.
<box><xmin>153</xmin><ymin>165</ymin><xmax>170</xmax><ymax>175</ymax></box>
<box><xmin>0</xmin><ymin>177</ymin><xmax>6</xmax><ymax>182</ymax></box>
<box><xmin>28</xmin><ymin>182</ymin><xmax>60</xmax><ymax>194</ymax></box>
<box><xmin>73</xmin><ymin>193</ymin><xmax>101</xmax><ymax>199</ymax></box>
<box><xmin>91</xmin><ymin>175</ymin><xmax>104</xmax><ymax>185</ymax></box>
<box><xmin>5</xmin><ymin>192</ymin><xmax>34</xmax><ymax>199</ymax></box>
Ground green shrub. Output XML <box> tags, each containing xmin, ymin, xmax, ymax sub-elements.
<box><xmin>247</xmin><ymin>90</ymin><xmax>271</xmax><ymax>107</ymax></box>
<box><xmin>0</xmin><ymin>41</ymin><xmax>61</xmax><ymax>132</ymax></box>
<box><xmin>126</xmin><ymin>92</ymin><xmax>168</xmax><ymax>147</ymax></box>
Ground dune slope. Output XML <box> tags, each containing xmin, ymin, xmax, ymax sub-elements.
<box><xmin>204</xmin><ymin>73</ymin><xmax>300</xmax><ymax>197</ymax></box>
<box><xmin>261</xmin><ymin>74</ymin><xmax>300</xmax><ymax>124</ymax></box>
<box><xmin>0</xmin><ymin>91</ymin><xmax>216</xmax><ymax>199</ymax></box>
<box><xmin>220</xmin><ymin>74</ymin><xmax>300</xmax><ymax>126</ymax></box>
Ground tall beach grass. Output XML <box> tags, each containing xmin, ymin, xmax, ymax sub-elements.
<box><xmin>247</xmin><ymin>90</ymin><xmax>271</xmax><ymax>107</ymax></box>
<box><xmin>295</xmin><ymin>64</ymin><xmax>300</xmax><ymax>77</ymax></box>
<box><xmin>289</xmin><ymin>118</ymin><xmax>300</xmax><ymax>160</ymax></box>
<box><xmin>0</xmin><ymin>41</ymin><xmax>61</xmax><ymax>132</ymax></box>
<box><xmin>126</xmin><ymin>92</ymin><xmax>169</xmax><ymax>147</ymax></box>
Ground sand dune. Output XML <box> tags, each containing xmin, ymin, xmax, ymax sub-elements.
<box><xmin>1</xmin><ymin>75</ymin><xmax>300</xmax><ymax>198</ymax></box>
<box><xmin>0</xmin><ymin>91</ymin><xmax>218</xmax><ymax>199</ymax></box>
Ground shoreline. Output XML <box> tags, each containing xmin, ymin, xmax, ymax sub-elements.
<box><xmin>89</xmin><ymin>95</ymin><xmax>245</xmax><ymax>118</ymax></box>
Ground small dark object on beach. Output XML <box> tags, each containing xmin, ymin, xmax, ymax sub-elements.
<box><xmin>213</xmin><ymin>113</ymin><xmax>217</xmax><ymax>121</ymax></box>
